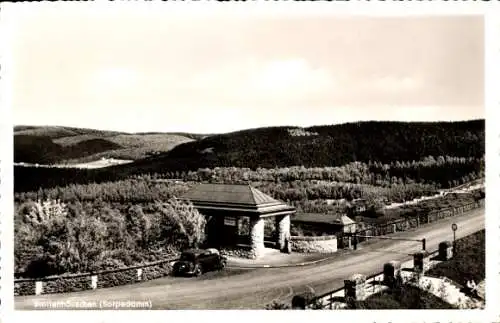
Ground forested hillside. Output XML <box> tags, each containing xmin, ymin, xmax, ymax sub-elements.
<box><xmin>130</xmin><ymin>120</ymin><xmax>484</xmax><ymax>171</ymax></box>
<box><xmin>14</xmin><ymin>120</ymin><xmax>484</xmax><ymax>192</ymax></box>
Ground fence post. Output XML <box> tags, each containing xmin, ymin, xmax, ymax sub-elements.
<box><xmin>438</xmin><ymin>241</ymin><xmax>453</xmax><ymax>260</ymax></box>
<box><xmin>35</xmin><ymin>281</ymin><xmax>43</xmax><ymax>296</ymax></box>
<box><xmin>383</xmin><ymin>261</ymin><xmax>401</xmax><ymax>287</ymax></box>
<box><xmin>137</xmin><ymin>268</ymin><xmax>143</xmax><ymax>281</ymax></box>
<box><xmin>413</xmin><ymin>251</ymin><xmax>428</xmax><ymax>274</ymax></box>
<box><xmin>344</xmin><ymin>274</ymin><xmax>367</xmax><ymax>302</ymax></box>
<box><xmin>91</xmin><ymin>275</ymin><xmax>98</xmax><ymax>290</ymax></box>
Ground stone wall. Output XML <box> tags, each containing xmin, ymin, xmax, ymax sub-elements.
<box><xmin>44</xmin><ymin>276</ymin><xmax>92</xmax><ymax>294</ymax></box>
<box><xmin>14</xmin><ymin>281</ymin><xmax>36</xmax><ymax>296</ymax></box>
<box><xmin>220</xmin><ymin>247</ymin><xmax>253</xmax><ymax>259</ymax></box>
<box><xmin>290</xmin><ymin>235</ymin><xmax>337</xmax><ymax>253</ymax></box>
<box><xmin>14</xmin><ymin>257</ymin><xmax>177</xmax><ymax>296</ymax></box>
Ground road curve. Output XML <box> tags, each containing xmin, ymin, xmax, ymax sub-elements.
<box><xmin>16</xmin><ymin>208</ymin><xmax>485</xmax><ymax>310</ymax></box>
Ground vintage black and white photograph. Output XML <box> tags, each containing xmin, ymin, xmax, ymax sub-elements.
<box><xmin>8</xmin><ymin>4</ymin><xmax>487</xmax><ymax>311</ymax></box>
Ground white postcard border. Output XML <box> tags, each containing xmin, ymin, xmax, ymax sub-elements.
<box><xmin>0</xmin><ymin>2</ymin><xmax>498</xmax><ymax>323</ymax></box>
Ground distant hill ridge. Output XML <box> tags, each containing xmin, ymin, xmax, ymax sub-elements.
<box><xmin>123</xmin><ymin>119</ymin><xmax>484</xmax><ymax>172</ymax></box>
<box><xmin>14</xmin><ymin>120</ymin><xmax>484</xmax><ymax>169</ymax></box>
<box><xmin>13</xmin><ymin>125</ymin><xmax>202</xmax><ymax>164</ymax></box>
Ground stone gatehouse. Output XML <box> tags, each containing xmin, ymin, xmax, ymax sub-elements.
<box><xmin>180</xmin><ymin>183</ymin><xmax>296</xmax><ymax>258</ymax></box>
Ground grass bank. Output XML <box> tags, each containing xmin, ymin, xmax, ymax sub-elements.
<box><xmin>426</xmin><ymin>229</ymin><xmax>485</xmax><ymax>286</ymax></box>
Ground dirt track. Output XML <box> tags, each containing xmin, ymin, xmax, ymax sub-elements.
<box><xmin>15</xmin><ymin>208</ymin><xmax>484</xmax><ymax>310</ymax></box>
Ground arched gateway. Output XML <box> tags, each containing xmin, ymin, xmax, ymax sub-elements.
<box><xmin>180</xmin><ymin>183</ymin><xmax>296</xmax><ymax>258</ymax></box>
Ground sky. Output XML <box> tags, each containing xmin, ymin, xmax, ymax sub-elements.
<box><xmin>7</xmin><ymin>5</ymin><xmax>484</xmax><ymax>134</ymax></box>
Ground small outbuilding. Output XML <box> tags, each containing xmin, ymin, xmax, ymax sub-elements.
<box><xmin>291</xmin><ymin>213</ymin><xmax>357</xmax><ymax>248</ymax></box>
<box><xmin>291</xmin><ymin>213</ymin><xmax>357</xmax><ymax>234</ymax></box>
<box><xmin>180</xmin><ymin>183</ymin><xmax>296</xmax><ymax>258</ymax></box>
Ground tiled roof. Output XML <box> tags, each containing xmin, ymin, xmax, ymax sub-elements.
<box><xmin>180</xmin><ymin>183</ymin><xmax>295</xmax><ymax>216</ymax></box>
<box><xmin>181</xmin><ymin>183</ymin><xmax>278</xmax><ymax>205</ymax></box>
<box><xmin>340</xmin><ymin>215</ymin><xmax>356</xmax><ymax>225</ymax></box>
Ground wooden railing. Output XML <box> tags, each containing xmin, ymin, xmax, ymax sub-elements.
<box><xmin>306</xmin><ymin>250</ymin><xmax>441</xmax><ymax>309</ymax></box>
<box><xmin>354</xmin><ymin>200</ymin><xmax>484</xmax><ymax>244</ymax></box>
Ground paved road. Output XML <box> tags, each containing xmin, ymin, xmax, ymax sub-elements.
<box><xmin>16</xmin><ymin>208</ymin><xmax>484</xmax><ymax>310</ymax></box>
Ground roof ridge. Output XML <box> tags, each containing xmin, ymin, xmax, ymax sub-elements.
<box><xmin>250</xmin><ymin>186</ymin><xmax>281</xmax><ymax>205</ymax></box>
<box><xmin>249</xmin><ymin>185</ymin><xmax>258</xmax><ymax>205</ymax></box>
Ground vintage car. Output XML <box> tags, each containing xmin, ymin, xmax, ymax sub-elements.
<box><xmin>173</xmin><ymin>248</ymin><xmax>227</xmax><ymax>276</ymax></box>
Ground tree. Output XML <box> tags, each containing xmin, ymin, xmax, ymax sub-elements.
<box><xmin>156</xmin><ymin>199</ymin><xmax>206</xmax><ymax>249</ymax></box>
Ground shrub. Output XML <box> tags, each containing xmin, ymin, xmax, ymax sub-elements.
<box><xmin>426</xmin><ymin>230</ymin><xmax>485</xmax><ymax>286</ymax></box>
<box><xmin>15</xmin><ymin>199</ymin><xmax>202</xmax><ymax>277</ymax></box>
<box><xmin>265</xmin><ymin>301</ymin><xmax>290</xmax><ymax>310</ymax></box>
<box><xmin>355</xmin><ymin>284</ymin><xmax>455</xmax><ymax>309</ymax></box>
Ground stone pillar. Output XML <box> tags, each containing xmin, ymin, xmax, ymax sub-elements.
<box><xmin>438</xmin><ymin>241</ymin><xmax>453</xmax><ymax>260</ymax></box>
<box><xmin>250</xmin><ymin>217</ymin><xmax>265</xmax><ymax>258</ymax></box>
<box><xmin>91</xmin><ymin>275</ymin><xmax>98</xmax><ymax>289</ymax></box>
<box><xmin>413</xmin><ymin>252</ymin><xmax>428</xmax><ymax>273</ymax></box>
<box><xmin>35</xmin><ymin>281</ymin><xmax>43</xmax><ymax>295</ymax></box>
<box><xmin>291</xmin><ymin>292</ymin><xmax>315</xmax><ymax>309</ymax></box>
<box><xmin>276</xmin><ymin>214</ymin><xmax>291</xmax><ymax>252</ymax></box>
<box><xmin>383</xmin><ymin>260</ymin><xmax>401</xmax><ymax>287</ymax></box>
<box><xmin>344</xmin><ymin>274</ymin><xmax>367</xmax><ymax>301</ymax></box>
<box><xmin>137</xmin><ymin>268</ymin><xmax>143</xmax><ymax>281</ymax></box>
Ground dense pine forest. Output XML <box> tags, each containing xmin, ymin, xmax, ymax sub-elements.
<box><xmin>16</xmin><ymin>157</ymin><xmax>483</xmax><ymax>203</ymax></box>
<box><xmin>130</xmin><ymin>120</ymin><xmax>484</xmax><ymax>171</ymax></box>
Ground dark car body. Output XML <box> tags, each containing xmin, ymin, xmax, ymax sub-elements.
<box><xmin>173</xmin><ymin>249</ymin><xmax>227</xmax><ymax>276</ymax></box>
